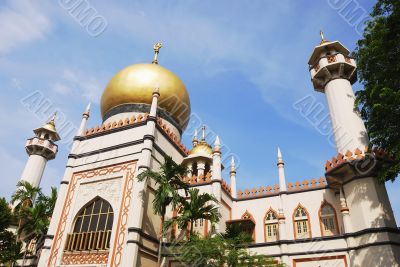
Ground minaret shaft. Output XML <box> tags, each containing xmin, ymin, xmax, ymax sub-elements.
<box><xmin>325</xmin><ymin>79</ymin><xmax>368</xmax><ymax>153</ymax></box>
<box><xmin>20</xmin><ymin>154</ymin><xmax>47</xmax><ymax>187</ymax></box>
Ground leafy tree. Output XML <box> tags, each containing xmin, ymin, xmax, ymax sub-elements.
<box><xmin>173</xmin><ymin>224</ymin><xmax>284</xmax><ymax>267</ymax></box>
<box><xmin>137</xmin><ymin>156</ymin><xmax>189</xmax><ymax>265</ymax></box>
<box><xmin>37</xmin><ymin>187</ymin><xmax>57</xmax><ymax>218</ymax></box>
<box><xmin>354</xmin><ymin>0</ymin><xmax>400</xmax><ymax>181</ymax></box>
<box><xmin>0</xmin><ymin>231</ymin><xmax>23</xmax><ymax>266</ymax></box>
<box><xmin>164</xmin><ymin>188</ymin><xmax>220</xmax><ymax>237</ymax></box>
<box><xmin>0</xmin><ymin>198</ymin><xmax>23</xmax><ymax>265</ymax></box>
<box><xmin>0</xmin><ymin>198</ymin><xmax>12</xmax><ymax>232</ymax></box>
<box><xmin>10</xmin><ymin>181</ymin><xmax>57</xmax><ymax>266</ymax></box>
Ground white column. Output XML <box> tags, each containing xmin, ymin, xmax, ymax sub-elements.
<box><xmin>277</xmin><ymin>147</ymin><xmax>287</xmax><ymax>191</ymax></box>
<box><xmin>212</xmin><ymin>136</ymin><xmax>222</xmax><ymax>180</ymax></box>
<box><xmin>197</xmin><ymin>161</ymin><xmax>205</xmax><ymax>178</ymax></box>
<box><xmin>339</xmin><ymin>187</ymin><xmax>352</xmax><ymax>233</ymax></box>
<box><xmin>325</xmin><ymin>79</ymin><xmax>368</xmax><ymax>153</ymax></box>
<box><xmin>230</xmin><ymin>157</ymin><xmax>237</xmax><ymax>198</ymax></box>
<box><xmin>212</xmin><ymin>136</ymin><xmax>222</xmax><ymax>233</ymax></box>
<box><xmin>125</xmin><ymin>88</ymin><xmax>159</xmax><ymax>266</ymax></box>
<box><xmin>77</xmin><ymin>103</ymin><xmax>90</xmax><ymax>136</ymax></box>
<box><xmin>20</xmin><ymin>155</ymin><xmax>47</xmax><ymax>188</ymax></box>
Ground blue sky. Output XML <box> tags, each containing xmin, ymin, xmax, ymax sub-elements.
<box><xmin>0</xmin><ymin>0</ymin><xmax>399</xmax><ymax>222</ymax></box>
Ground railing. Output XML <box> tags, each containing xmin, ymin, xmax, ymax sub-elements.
<box><xmin>64</xmin><ymin>230</ymin><xmax>111</xmax><ymax>252</ymax></box>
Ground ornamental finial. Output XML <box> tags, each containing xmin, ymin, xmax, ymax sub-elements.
<box><xmin>201</xmin><ymin>125</ymin><xmax>206</xmax><ymax>141</ymax></box>
<box><xmin>152</xmin><ymin>42</ymin><xmax>163</xmax><ymax>64</ymax></box>
<box><xmin>48</xmin><ymin>112</ymin><xmax>57</xmax><ymax>126</ymax></box>
<box><xmin>320</xmin><ymin>30</ymin><xmax>328</xmax><ymax>45</ymax></box>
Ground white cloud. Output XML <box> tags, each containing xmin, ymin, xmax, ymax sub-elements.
<box><xmin>49</xmin><ymin>68</ymin><xmax>105</xmax><ymax>104</ymax></box>
<box><xmin>0</xmin><ymin>0</ymin><xmax>52</xmax><ymax>54</ymax></box>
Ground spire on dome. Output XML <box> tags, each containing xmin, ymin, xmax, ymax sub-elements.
<box><xmin>319</xmin><ymin>30</ymin><xmax>329</xmax><ymax>45</ymax></box>
<box><xmin>33</xmin><ymin>112</ymin><xmax>60</xmax><ymax>141</ymax></box>
<box><xmin>152</xmin><ymin>42</ymin><xmax>163</xmax><ymax>64</ymax></box>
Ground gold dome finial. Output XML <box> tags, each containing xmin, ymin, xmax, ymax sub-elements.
<box><xmin>152</xmin><ymin>42</ymin><xmax>163</xmax><ymax>64</ymax></box>
<box><xmin>48</xmin><ymin>111</ymin><xmax>57</xmax><ymax>126</ymax></box>
<box><xmin>320</xmin><ymin>30</ymin><xmax>329</xmax><ymax>45</ymax></box>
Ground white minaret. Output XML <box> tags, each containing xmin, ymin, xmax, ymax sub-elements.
<box><xmin>230</xmin><ymin>157</ymin><xmax>237</xmax><ymax>198</ymax></box>
<box><xmin>308</xmin><ymin>32</ymin><xmax>368</xmax><ymax>154</ymax></box>
<box><xmin>277</xmin><ymin>147</ymin><xmax>287</xmax><ymax>191</ymax></box>
<box><xmin>77</xmin><ymin>103</ymin><xmax>91</xmax><ymax>135</ymax></box>
<box><xmin>19</xmin><ymin>113</ymin><xmax>60</xmax><ymax>187</ymax></box>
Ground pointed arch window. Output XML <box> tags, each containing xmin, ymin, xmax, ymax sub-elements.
<box><xmin>319</xmin><ymin>202</ymin><xmax>338</xmax><ymax>236</ymax></box>
<box><xmin>264</xmin><ymin>209</ymin><xmax>279</xmax><ymax>242</ymax></box>
<box><xmin>64</xmin><ymin>198</ymin><xmax>113</xmax><ymax>252</ymax></box>
<box><xmin>293</xmin><ymin>205</ymin><xmax>311</xmax><ymax>239</ymax></box>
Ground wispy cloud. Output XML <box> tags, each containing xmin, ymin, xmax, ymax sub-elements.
<box><xmin>0</xmin><ymin>0</ymin><xmax>52</xmax><ymax>54</ymax></box>
<box><xmin>49</xmin><ymin>68</ymin><xmax>105</xmax><ymax>103</ymax></box>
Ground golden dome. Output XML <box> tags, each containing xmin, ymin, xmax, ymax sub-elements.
<box><xmin>101</xmin><ymin>63</ymin><xmax>190</xmax><ymax>130</ymax></box>
<box><xmin>190</xmin><ymin>142</ymin><xmax>212</xmax><ymax>156</ymax></box>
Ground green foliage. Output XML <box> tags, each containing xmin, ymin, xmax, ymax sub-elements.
<box><xmin>172</xmin><ymin>225</ymin><xmax>284</xmax><ymax>267</ymax></box>
<box><xmin>137</xmin><ymin>156</ymin><xmax>189</xmax><ymax>218</ymax></box>
<box><xmin>0</xmin><ymin>231</ymin><xmax>23</xmax><ymax>265</ymax></box>
<box><xmin>0</xmin><ymin>198</ymin><xmax>22</xmax><ymax>264</ymax></box>
<box><xmin>354</xmin><ymin>0</ymin><xmax>400</xmax><ymax>181</ymax></box>
<box><xmin>164</xmin><ymin>188</ymin><xmax>220</xmax><ymax>237</ymax></box>
<box><xmin>9</xmin><ymin>181</ymin><xmax>57</xmax><ymax>260</ymax></box>
<box><xmin>11</xmin><ymin>181</ymin><xmax>41</xmax><ymax>210</ymax></box>
<box><xmin>0</xmin><ymin>198</ymin><xmax>12</xmax><ymax>232</ymax></box>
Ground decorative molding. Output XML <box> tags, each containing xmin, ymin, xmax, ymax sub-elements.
<box><xmin>61</xmin><ymin>251</ymin><xmax>109</xmax><ymax>265</ymax></box>
<box><xmin>47</xmin><ymin>161</ymin><xmax>137</xmax><ymax>267</ymax></box>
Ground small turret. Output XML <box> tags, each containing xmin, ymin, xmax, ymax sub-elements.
<box><xmin>20</xmin><ymin>113</ymin><xmax>60</xmax><ymax>188</ymax></box>
<box><xmin>230</xmin><ymin>157</ymin><xmax>237</xmax><ymax>198</ymax></box>
<box><xmin>277</xmin><ymin>147</ymin><xmax>287</xmax><ymax>191</ymax></box>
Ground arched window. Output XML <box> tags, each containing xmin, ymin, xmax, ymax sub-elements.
<box><xmin>264</xmin><ymin>209</ymin><xmax>279</xmax><ymax>242</ymax></box>
<box><xmin>319</xmin><ymin>202</ymin><xmax>338</xmax><ymax>236</ymax></box>
<box><xmin>64</xmin><ymin>198</ymin><xmax>113</xmax><ymax>252</ymax></box>
<box><xmin>293</xmin><ymin>205</ymin><xmax>311</xmax><ymax>239</ymax></box>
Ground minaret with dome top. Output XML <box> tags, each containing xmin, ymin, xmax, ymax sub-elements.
<box><xmin>19</xmin><ymin>112</ymin><xmax>60</xmax><ymax>188</ymax></box>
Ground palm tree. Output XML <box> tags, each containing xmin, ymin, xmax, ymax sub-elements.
<box><xmin>10</xmin><ymin>182</ymin><xmax>57</xmax><ymax>267</ymax></box>
<box><xmin>11</xmin><ymin>181</ymin><xmax>41</xmax><ymax>211</ymax></box>
<box><xmin>37</xmin><ymin>187</ymin><xmax>57</xmax><ymax>218</ymax></box>
<box><xmin>136</xmin><ymin>156</ymin><xmax>189</xmax><ymax>266</ymax></box>
<box><xmin>165</xmin><ymin>188</ymin><xmax>220</xmax><ymax>237</ymax></box>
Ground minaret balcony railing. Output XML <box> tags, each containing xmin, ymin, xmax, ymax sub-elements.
<box><xmin>25</xmin><ymin>137</ymin><xmax>58</xmax><ymax>157</ymax></box>
<box><xmin>310</xmin><ymin>53</ymin><xmax>356</xmax><ymax>79</ymax></box>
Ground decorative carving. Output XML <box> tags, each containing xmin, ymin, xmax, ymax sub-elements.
<box><xmin>61</xmin><ymin>251</ymin><xmax>109</xmax><ymax>264</ymax></box>
<box><xmin>47</xmin><ymin>161</ymin><xmax>136</xmax><ymax>267</ymax></box>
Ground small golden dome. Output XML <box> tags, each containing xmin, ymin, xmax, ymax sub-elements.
<box><xmin>101</xmin><ymin>63</ymin><xmax>191</xmax><ymax>130</ymax></box>
<box><xmin>190</xmin><ymin>142</ymin><xmax>212</xmax><ymax>156</ymax></box>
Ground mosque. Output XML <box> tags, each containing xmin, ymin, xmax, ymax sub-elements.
<box><xmin>15</xmin><ymin>35</ymin><xmax>400</xmax><ymax>267</ymax></box>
